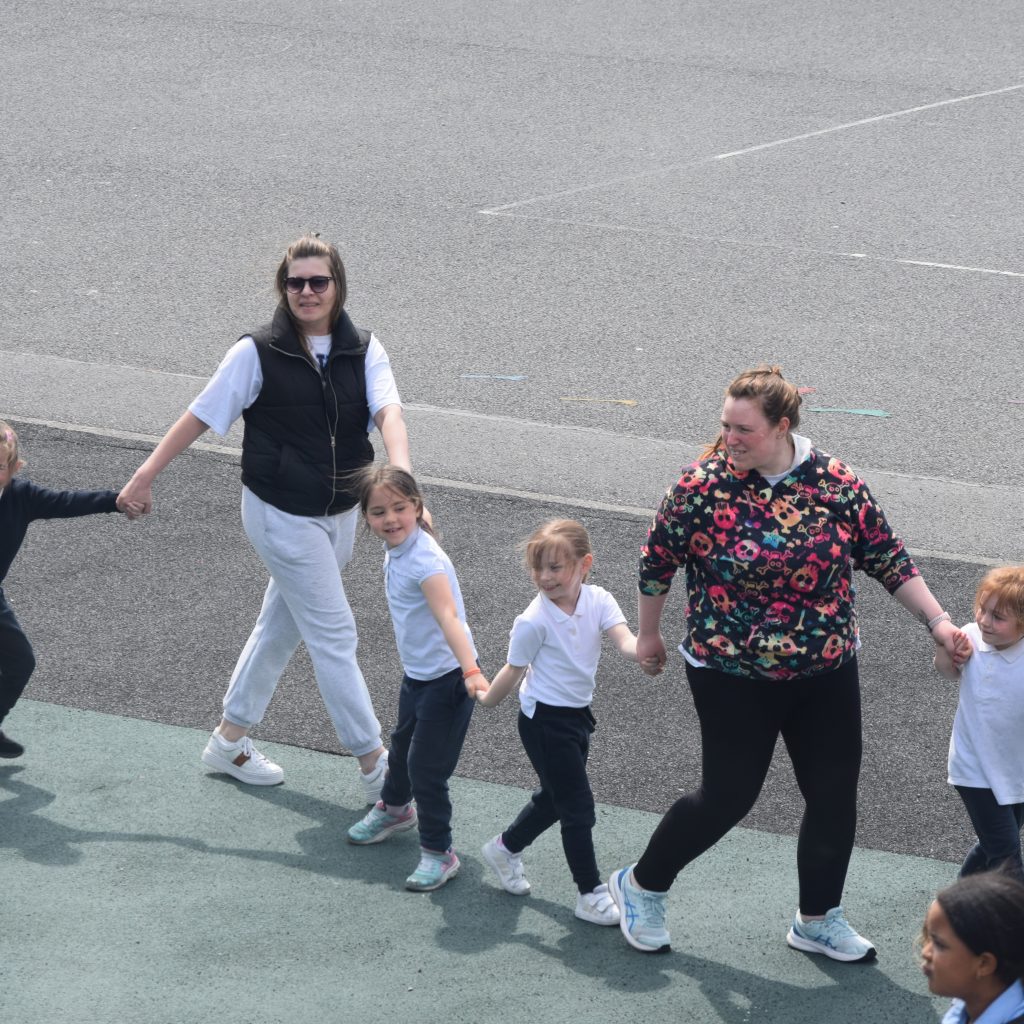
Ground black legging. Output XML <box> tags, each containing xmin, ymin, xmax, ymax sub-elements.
<box><xmin>634</xmin><ymin>658</ymin><xmax>862</xmax><ymax>915</ymax></box>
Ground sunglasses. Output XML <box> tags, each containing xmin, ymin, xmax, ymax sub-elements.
<box><xmin>284</xmin><ymin>275</ymin><xmax>333</xmax><ymax>294</ymax></box>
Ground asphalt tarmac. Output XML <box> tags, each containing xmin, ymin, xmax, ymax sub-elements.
<box><xmin>1</xmin><ymin>425</ymin><xmax>985</xmax><ymax>863</ymax></box>
<box><xmin>4</xmin><ymin>1</ymin><xmax>1024</xmax><ymax>1021</ymax></box>
<box><xmin>0</xmin><ymin>424</ymin><xmax>987</xmax><ymax>1024</ymax></box>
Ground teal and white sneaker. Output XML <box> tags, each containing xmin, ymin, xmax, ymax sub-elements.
<box><xmin>786</xmin><ymin>907</ymin><xmax>877</xmax><ymax>962</ymax></box>
<box><xmin>347</xmin><ymin>801</ymin><xmax>417</xmax><ymax>845</ymax></box>
<box><xmin>608</xmin><ymin>865</ymin><xmax>671</xmax><ymax>953</ymax></box>
<box><xmin>405</xmin><ymin>848</ymin><xmax>460</xmax><ymax>892</ymax></box>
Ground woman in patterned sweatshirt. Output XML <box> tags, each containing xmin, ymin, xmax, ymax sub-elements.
<box><xmin>608</xmin><ymin>365</ymin><xmax>967</xmax><ymax>962</ymax></box>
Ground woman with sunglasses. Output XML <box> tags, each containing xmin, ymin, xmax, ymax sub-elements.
<box><xmin>119</xmin><ymin>234</ymin><xmax>410</xmax><ymax>800</ymax></box>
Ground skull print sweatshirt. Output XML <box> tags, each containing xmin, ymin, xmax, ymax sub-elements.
<box><xmin>639</xmin><ymin>445</ymin><xmax>919</xmax><ymax>680</ymax></box>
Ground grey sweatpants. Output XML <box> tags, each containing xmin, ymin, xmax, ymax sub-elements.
<box><xmin>220</xmin><ymin>487</ymin><xmax>382</xmax><ymax>757</ymax></box>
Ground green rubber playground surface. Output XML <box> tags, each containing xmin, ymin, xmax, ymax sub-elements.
<box><xmin>2</xmin><ymin>700</ymin><xmax>952</xmax><ymax>1024</ymax></box>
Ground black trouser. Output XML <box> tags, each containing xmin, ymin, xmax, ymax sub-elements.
<box><xmin>380</xmin><ymin>667</ymin><xmax>474</xmax><ymax>853</ymax></box>
<box><xmin>955</xmin><ymin>785</ymin><xmax>1024</xmax><ymax>879</ymax></box>
<box><xmin>503</xmin><ymin>703</ymin><xmax>600</xmax><ymax>894</ymax></box>
<box><xmin>0</xmin><ymin>590</ymin><xmax>36</xmax><ymax>728</ymax></box>
<box><xmin>634</xmin><ymin>658</ymin><xmax>862</xmax><ymax>915</ymax></box>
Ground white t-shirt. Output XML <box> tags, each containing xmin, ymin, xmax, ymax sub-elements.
<box><xmin>189</xmin><ymin>333</ymin><xmax>401</xmax><ymax>437</ymax></box>
<box><xmin>760</xmin><ymin>432</ymin><xmax>813</xmax><ymax>487</ymax></box>
<box><xmin>383</xmin><ymin>526</ymin><xmax>476</xmax><ymax>682</ymax></box>
<box><xmin>948</xmin><ymin>621</ymin><xmax>1024</xmax><ymax>804</ymax></box>
<box><xmin>509</xmin><ymin>584</ymin><xmax>627</xmax><ymax>718</ymax></box>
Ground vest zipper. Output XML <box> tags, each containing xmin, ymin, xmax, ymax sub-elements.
<box><xmin>324</xmin><ymin>367</ymin><xmax>340</xmax><ymax>516</ymax></box>
<box><xmin>270</xmin><ymin>342</ymin><xmax>338</xmax><ymax>517</ymax></box>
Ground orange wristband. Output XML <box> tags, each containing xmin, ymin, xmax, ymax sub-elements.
<box><xmin>463</xmin><ymin>667</ymin><xmax>482</xmax><ymax>678</ymax></box>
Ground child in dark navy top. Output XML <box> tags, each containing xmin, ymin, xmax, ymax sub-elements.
<box><xmin>0</xmin><ymin>421</ymin><xmax>139</xmax><ymax>757</ymax></box>
<box><xmin>346</xmin><ymin>466</ymin><xmax>489</xmax><ymax>893</ymax></box>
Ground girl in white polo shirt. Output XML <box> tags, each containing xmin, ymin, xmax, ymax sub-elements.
<box><xmin>477</xmin><ymin>519</ymin><xmax>654</xmax><ymax>924</ymax></box>
<box><xmin>934</xmin><ymin>566</ymin><xmax>1024</xmax><ymax>879</ymax></box>
<box><xmin>347</xmin><ymin>466</ymin><xmax>490</xmax><ymax>892</ymax></box>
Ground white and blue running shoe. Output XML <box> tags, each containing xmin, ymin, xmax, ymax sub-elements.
<box><xmin>786</xmin><ymin>907</ymin><xmax>876</xmax><ymax>962</ymax></box>
<box><xmin>608</xmin><ymin>865</ymin><xmax>671</xmax><ymax>953</ymax></box>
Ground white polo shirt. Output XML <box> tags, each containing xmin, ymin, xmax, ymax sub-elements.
<box><xmin>509</xmin><ymin>584</ymin><xmax>626</xmax><ymax>718</ymax></box>
<box><xmin>948</xmin><ymin>621</ymin><xmax>1024</xmax><ymax>804</ymax></box>
<box><xmin>189</xmin><ymin>333</ymin><xmax>401</xmax><ymax>437</ymax></box>
<box><xmin>383</xmin><ymin>526</ymin><xmax>476</xmax><ymax>682</ymax></box>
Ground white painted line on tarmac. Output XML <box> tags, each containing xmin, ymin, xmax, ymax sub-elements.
<box><xmin>711</xmin><ymin>81</ymin><xmax>1024</xmax><ymax>161</ymax></box>
<box><xmin>480</xmin><ymin>81</ymin><xmax>1024</xmax><ymax>214</ymax></box>
<box><xmin>480</xmin><ymin>210</ymin><xmax>1024</xmax><ymax>279</ymax></box>
<box><xmin>845</xmin><ymin>254</ymin><xmax>1024</xmax><ymax>278</ymax></box>
<box><xmin>480</xmin><ymin>155</ymin><xmax>715</xmax><ymax>214</ymax></box>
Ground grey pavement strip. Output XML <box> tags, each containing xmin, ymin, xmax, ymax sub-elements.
<box><xmin>2</xmin><ymin>350</ymin><xmax>1019</xmax><ymax>564</ymax></box>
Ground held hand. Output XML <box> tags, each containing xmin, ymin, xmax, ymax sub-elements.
<box><xmin>116</xmin><ymin>494</ymin><xmax>147</xmax><ymax>521</ymax></box>
<box><xmin>950</xmin><ymin>628</ymin><xmax>974</xmax><ymax>668</ymax></box>
<box><xmin>636</xmin><ymin>633</ymin><xmax>668</xmax><ymax>674</ymax></box>
<box><xmin>464</xmin><ymin>672</ymin><xmax>490</xmax><ymax>699</ymax></box>
<box><xmin>118</xmin><ymin>478</ymin><xmax>154</xmax><ymax>516</ymax></box>
<box><xmin>932</xmin><ymin>619</ymin><xmax>966</xmax><ymax>664</ymax></box>
<box><xmin>639</xmin><ymin>656</ymin><xmax>664</xmax><ymax>677</ymax></box>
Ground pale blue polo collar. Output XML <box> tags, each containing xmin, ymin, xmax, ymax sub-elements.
<box><xmin>384</xmin><ymin>524</ymin><xmax>422</xmax><ymax>560</ymax></box>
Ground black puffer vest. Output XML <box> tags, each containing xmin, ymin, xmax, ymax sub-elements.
<box><xmin>240</xmin><ymin>304</ymin><xmax>373</xmax><ymax>516</ymax></box>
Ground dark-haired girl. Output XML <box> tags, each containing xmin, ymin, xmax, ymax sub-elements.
<box><xmin>346</xmin><ymin>466</ymin><xmax>489</xmax><ymax>892</ymax></box>
<box><xmin>921</xmin><ymin>872</ymin><xmax>1024</xmax><ymax>1023</ymax></box>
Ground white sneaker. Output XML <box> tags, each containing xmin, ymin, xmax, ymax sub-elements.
<box><xmin>575</xmin><ymin>883</ymin><xmax>621</xmax><ymax>926</ymax></box>
<box><xmin>201</xmin><ymin>732</ymin><xmax>284</xmax><ymax>786</ymax></box>
<box><xmin>481</xmin><ymin>835</ymin><xmax>531</xmax><ymax>895</ymax></box>
<box><xmin>359</xmin><ymin>749</ymin><xmax>388</xmax><ymax>805</ymax></box>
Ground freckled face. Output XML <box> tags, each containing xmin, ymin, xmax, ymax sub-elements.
<box><xmin>975</xmin><ymin>597</ymin><xmax>1024</xmax><ymax>650</ymax></box>
<box><xmin>721</xmin><ymin>397</ymin><xmax>792</xmax><ymax>476</ymax></box>
<box><xmin>364</xmin><ymin>485</ymin><xmax>421</xmax><ymax>548</ymax></box>
<box><xmin>285</xmin><ymin>255</ymin><xmax>336</xmax><ymax>336</ymax></box>
<box><xmin>920</xmin><ymin>901</ymin><xmax>985</xmax><ymax>1001</ymax></box>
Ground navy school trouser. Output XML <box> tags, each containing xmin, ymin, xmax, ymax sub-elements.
<box><xmin>380</xmin><ymin>667</ymin><xmax>474</xmax><ymax>853</ymax></box>
<box><xmin>502</xmin><ymin>702</ymin><xmax>601</xmax><ymax>895</ymax></box>
<box><xmin>955</xmin><ymin>785</ymin><xmax>1024</xmax><ymax>880</ymax></box>
<box><xmin>634</xmin><ymin>658</ymin><xmax>862</xmax><ymax>915</ymax></box>
<box><xmin>0</xmin><ymin>591</ymin><xmax>36</xmax><ymax>728</ymax></box>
